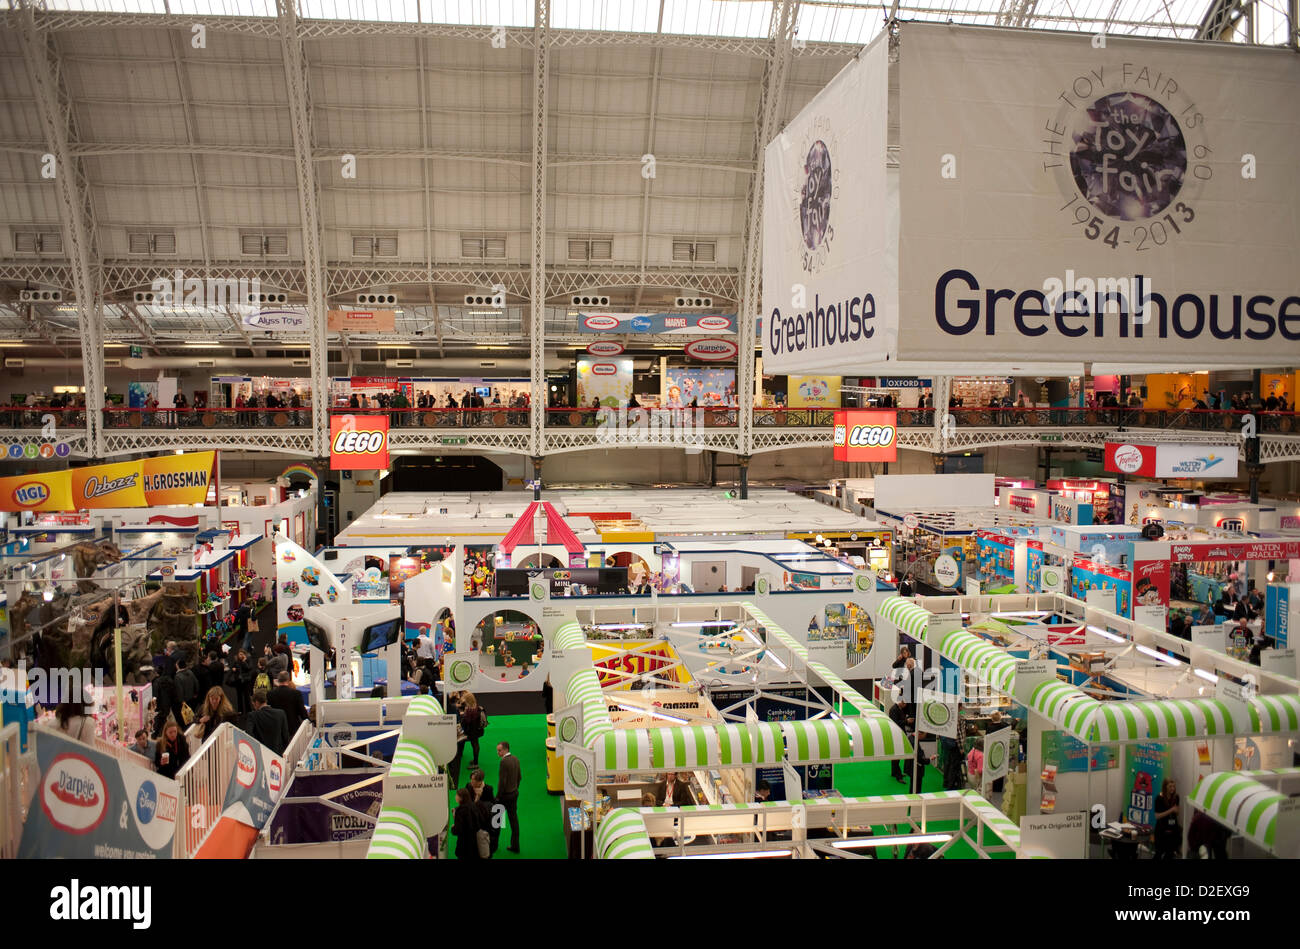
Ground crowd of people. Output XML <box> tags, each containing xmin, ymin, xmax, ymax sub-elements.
<box><xmin>344</xmin><ymin>387</ymin><xmax>530</xmax><ymax>427</ymax></box>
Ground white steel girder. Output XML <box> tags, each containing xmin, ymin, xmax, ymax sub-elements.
<box><xmin>737</xmin><ymin>0</ymin><xmax>798</xmax><ymax>458</ymax></box>
<box><xmin>528</xmin><ymin>0</ymin><xmax>550</xmax><ymax>458</ymax></box>
<box><xmin>15</xmin><ymin>1</ymin><xmax>104</xmax><ymax>456</ymax></box>
<box><xmin>276</xmin><ymin>0</ymin><xmax>329</xmax><ymax>458</ymax></box>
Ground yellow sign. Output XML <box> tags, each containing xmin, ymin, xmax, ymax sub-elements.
<box><xmin>0</xmin><ymin>451</ymin><xmax>215</xmax><ymax>512</ymax></box>
<box><xmin>788</xmin><ymin>375</ymin><xmax>841</xmax><ymax>408</ymax></box>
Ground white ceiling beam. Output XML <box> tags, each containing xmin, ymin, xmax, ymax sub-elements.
<box><xmin>276</xmin><ymin>0</ymin><xmax>329</xmax><ymax>457</ymax></box>
<box><xmin>634</xmin><ymin>1</ymin><xmax>667</xmax><ymax>311</ymax></box>
<box><xmin>15</xmin><ymin>1</ymin><xmax>104</xmax><ymax>456</ymax></box>
<box><xmin>528</xmin><ymin>0</ymin><xmax>550</xmax><ymax>459</ymax></box>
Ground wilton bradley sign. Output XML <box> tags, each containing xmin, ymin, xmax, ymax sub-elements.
<box><xmin>896</xmin><ymin>25</ymin><xmax>1300</xmax><ymax>365</ymax></box>
<box><xmin>762</xmin><ymin>34</ymin><xmax>894</xmax><ymax>374</ymax></box>
<box><xmin>1105</xmin><ymin>442</ymin><xmax>1237</xmax><ymax>478</ymax></box>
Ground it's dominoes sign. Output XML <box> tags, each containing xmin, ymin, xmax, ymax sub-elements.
<box><xmin>330</xmin><ymin>414</ymin><xmax>390</xmax><ymax>470</ymax></box>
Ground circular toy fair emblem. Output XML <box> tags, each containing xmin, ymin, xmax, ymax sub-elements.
<box><xmin>567</xmin><ymin>757</ymin><xmax>590</xmax><ymax>790</ymax></box>
<box><xmin>756</xmin><ymin>577</ymin><xmax>769</xmax><ymax>595</ymax></box>
<box><xmin>1071</xmin><ymin>93</ymin><xmax>1185</xmax><ymax>221</ymax></box>
<box><xmin>988</xmin><ymin>741</ymin><xmax>1006</xmax><ymax>772</ymax></box>
<box><xmin>450</xmin><ymin>660</ymin><xmax>474</xmax><ymax>685</ymax></box>
<box><xmin>854</xmin><ymin>574</ymin><xmax>870</xmax><ymax>592</ymax></box>
<box><xmin>530</xmin><ymin>582</ymin><xmax>545</xmax><ymax>601</ymax></box>
<box><xmin>559</xmin><ymin>717</ymin><xmax>578</xmax><ymax>743</ymax></box>
<box><xmin>923</xmin><ymin>702</ymin><xmax>950</xmax><ymax>727</ymax></box>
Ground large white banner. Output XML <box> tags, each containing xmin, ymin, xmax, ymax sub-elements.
<box><xmin>1154</xmin><ymin>444</ymin><xmax>1238</xmax><ymax>478</ymax></box>
<box><xmin>898</xmin><ymin>24</ymin><xmax>1300</xmax><ymax>365</ymax></box>
<box><xmin>761</xmin><ymin>33</ymin><xmax>895</xmax><ymax>374</ymax></box>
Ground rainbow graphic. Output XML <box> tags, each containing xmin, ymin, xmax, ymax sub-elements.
<box><xmin>278</xmin><ymin>463</ymin><xmax>318</xmax><ymax>483</ymax></box>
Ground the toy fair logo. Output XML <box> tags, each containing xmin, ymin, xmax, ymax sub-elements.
<box><xmin>794</xmin><ymin>117</ymin><xmax>839</xmax><ymax>275</ymax></box>
<box><xmin>1042</xmin><ymin>65</ymin><xmax>1212</xmax><ymax>249</ymax></box>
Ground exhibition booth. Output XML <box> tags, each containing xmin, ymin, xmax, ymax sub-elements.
<box><xmin>872</xmin><ymin>591</ymin><xmax>1300</xmax><ymax>857</ymax></box>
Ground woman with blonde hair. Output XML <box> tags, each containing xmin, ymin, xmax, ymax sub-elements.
<box><xmin>196</xmin><ymin>686</ymin><xmax>238</xmax><ymax>745</ymax></box>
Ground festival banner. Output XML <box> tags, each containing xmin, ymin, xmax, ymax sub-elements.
<box><xmin>898</xmin><ymin>24</ymin><xmax>1300</xmax><ymax>365</ymax></box>
<box><xmin>1124</xmin><ymin>741</ymin><xmax>1170</xmax><ymax>830</ymax></box>
<box><xmin>19</xmin><ymin>730</ymin><xmax>179</xmax><ymax>858</ymax></box>
<box><xmin>762</xmin><ymin>33</ymin><xmax>894</xmax><ymax>373</ymax></box>
<box><xmin>193</xmin><ymin>727</ymin><xmax>285</xmax><ymax>858</ymax></box>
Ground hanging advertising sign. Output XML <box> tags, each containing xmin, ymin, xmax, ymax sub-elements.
<box><xmin>1104</xmin><ymin>443</ymin><xmax>1157</xmax><ymax>477</ymax></box>
<box><xmin>684</xmin><ymin>338</ymin><xmax>739</xmax><ymax>361</ymax></box>
<box><xmin>585</xmin><ymin>340</ymin><xmax>625</xmax><ymax>356</ymax></box>
<box><xmin>788</xmin><ymin>375</ymin><xmax>841</xmax><ymax>408</ymax></box>
<box><xmin>18</xmin><ymin>731</ymin><xmax>179</xmax><ymax>858</ymax></box>
<box><xmin>1133</xmin><ymin>560</ymin><xmax>1171</xmax><ymax>612</ymax></box>
<box><xmin>898</xmin><ymin>24</ymin><xmax>1300</xmax><ymax>365</ymax></box>
<box><xmin>242</xmin><ymin>309</ymin><xmax>307</xmax><ymax>331</ymax></box>
<box><xmin>762</xmin><ymin>34</ymin><xmax>894</xmax><ymax>373</ymax></box>
<box><xmin>1169</xmin><ymin>539</ymin><xmax>1300</xmax><ymax>563</ymax></box>
<box><xmin>577</xmin><ymin>313</ymin><xmax>736</xmax><ymax>335</ymax></box>
<box><xmin>327</xmin><ymin>309</ymin><xmax>396</xmax><ymax>332</ymax></box>
<box><xmin>0</xmin><ymin>451</ymin><xmax>217</xmax><ymax>512</ymax></box>
<box><xmin>1265</xmin><ymin>584</ymin><xmax>1295</xmax><ymax>648</ymax></box>
<box><xmin>329</xmin><ymin>415</ymin><xmax>390</xmax><ymax>470</ymax></box>
<box><xmin>832</xmin><ymin>409</ymin><xmax>898</xmax><ymax>462</ymax></box>
<box><xmin>1153</xmin><ymin>445</ymin><xmax>1239</xmax><ymax>479</ymax></box>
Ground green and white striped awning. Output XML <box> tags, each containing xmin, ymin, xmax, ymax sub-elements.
<box><xmin>596</xmin><ymin>722</ymin><xmax>786</xmax><ymax>770</ymax></box>
<box><xmin>596</xmin><ymin>808</ymin><xmax>655</xmax><ymax>860</ymax></box>
<box><xmin>923</xmin><ymin>626</ymin><xmax>1019</xmax><ymax>693</ymax></box>
<box><xmin>781</xmin><ymin>716</ymin><xmax>909</xmax><ymax>761</ymax></box>
<box><xmin>565</xmin><ymin>667</ymin><xmax>615</xmax><ymax>747</ymax></box>
<box><xmin>407</xmin><ymin>694</ymin><xmax>445</xmax><ymax>717</ymax></box>
<box><xmin>390</xmin><ymin>741</ymin><xmax>436</xmax><ymax>777</ymax></box>
<box><xmin>959</xmin><ymin>789</ymin><xmax>1023</xmax><ymax>849</ymax></box>
<box><xmin>1189</xmin><ymin>770</ymin><xmax>1290</xmax><ymax>854</ymax></box>
<box><xmin>553</xmin><ymin>622</ymin><xmax>586</xmax><ymax>652</ymax></box>
<box><xmin>366</xmin><ymin>806</ymin><xmax>425</xmax><ymax>859</ymax></box>
<box><xmin>1251</xmin><ymin>694</ymin><xmax>1300</xmax><ymax>733</ymax></box>
<box><xmin>878</xmin><ymin>596</ymin><xmax>932</xmax><ymax>640</ymax></box>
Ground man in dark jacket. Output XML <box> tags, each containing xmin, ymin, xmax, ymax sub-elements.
<box><xmin>268</xmin><ymin>671</ymin><xmax>309</xmax><ymax>732</ymax></box>
<box><xmin>174</xmin><ymin>657</ymin><xmax>199</xmax><ymax>710</ymax></box>
<box><xmin>888</xmin><ymin>696</ymin><xmax>910</xmax><ymax>782</ymax></box>
<box><xmin>152</xmin><ymin>672</ymin><xmax>184</xmax><ymax>738</ymax></box>
<box><xmin>245</xmin><ymin>689</ymin><xmax>290</xmax><ymax>755</ymax></box>
<box><xmin>496</xmin><ymin>741</ymin><xmax>522</xmax><ymax>853</ymax></box>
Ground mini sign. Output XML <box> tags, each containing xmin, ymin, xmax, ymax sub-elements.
<box><xmin>832</xmin><ymin>409</ymin><xmax>898</xmax><ymax>463</ymax></box>
<box><xmin>329</xmin><ymin>414</ymin><xmax>390</xmax><ymax>470</ymax></box>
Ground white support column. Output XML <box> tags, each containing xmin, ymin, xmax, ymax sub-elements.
<box><xmin>736</xmin><ymin>0</ymin><xmax>798</xmax><ymax>457</ymax></box>
<box><xmin>277</xmin><ymin>0</ymin><xmax>329</xmax><ymax>457</ymax></box>
<box><xmin>17</xmin><ymin>2</ymin><xmax>104</xmax><ymax>456</ymax></box>
<box><xmin>528</xmin><ymin>0</ymin><xmax>551</xmax><ymax>457</ymax></box>
<box><xmin>931</xmin><ymin>375</ymin><xmax>952</xmax><ymax>454</ymax></box>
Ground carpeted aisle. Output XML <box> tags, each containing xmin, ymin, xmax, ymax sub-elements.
<box><xmin>447</xmin><ymin>712</ymin><xmax>569</xmax><ymax>860</ymax></box>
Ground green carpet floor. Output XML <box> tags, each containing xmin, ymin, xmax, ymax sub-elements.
<box><xmin>448</xmin><ymin>713</ymin><xmax>1014</xmax><ymax>859</ymax></box>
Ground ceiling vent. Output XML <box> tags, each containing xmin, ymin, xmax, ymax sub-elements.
<box><xmin>248</xmin><ymin>292</ymin><xmax>289</xmax><ymax>305</ymax></box>
<box><xmin>290</xmin><ymin>358</ymin><xmax>310</xmax><ymax>368</ymax></box>
<box><xmin>464</xmin><ymin>291</ymin><xmax>505</xmax><ymax>307</ymax></box>
<box><xmin>479</xmin><ymin>361</ymin><xmax>496</xmax><ymax>369</ymax></box>
<box><xmin>104</xmin><ymin>357</ymin><xmax>122</xmax><ymax>368</ymax></box>
<box><xmin>675</xmin><ymin>296</ymin><xmax>712</xmax><ymax>309</ymax></box>
<box><xmin>393</xmin><ymin>358</ymin><xmax>414</xmax><ymax>369</ymax></box>
<box><xmin>133</xmin><ymin>291</ymin><xmax>156</xmax><ymax>304</ymax></box>
<box><xmin>357</xmin><ymin>293</ymin><xmax>397</xmax><ymax>306</ymax></box>
<box><xmin>4</xmin><ymin>358</ymin><xmax>24</xmax><ymax>369</ymax></box>
<box><xmin>19</xmin><ymin>289</ymin><xmax>62</xmax><ymax>303</ymax></box>
<box><xmin>571</xmin><ymin>295</ymin><xmax>610</xmax><ymax>307</ymax></box>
